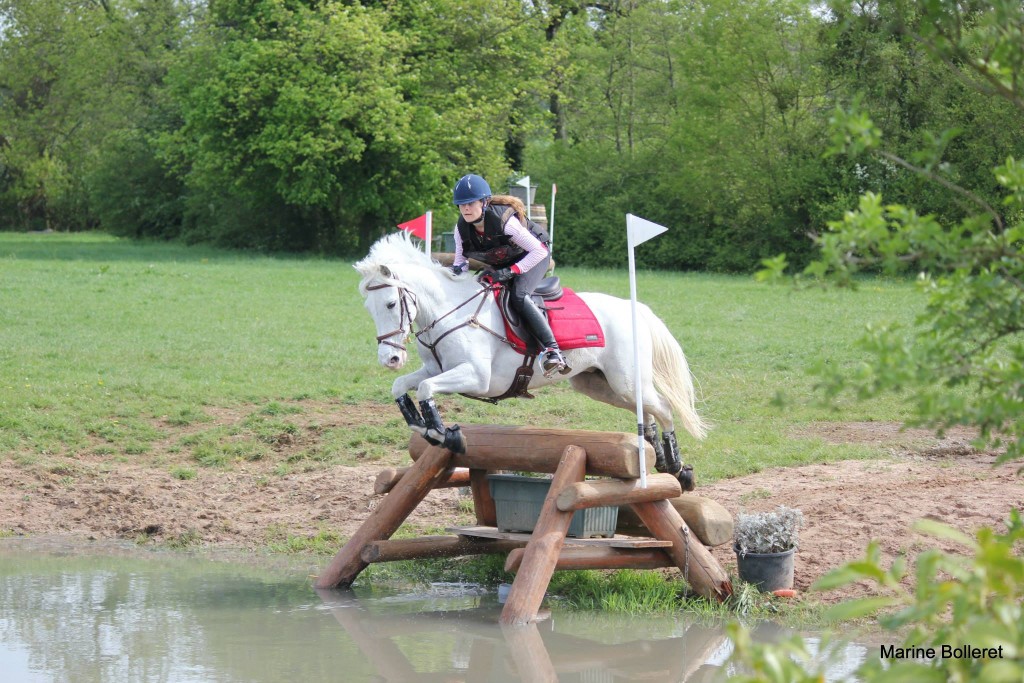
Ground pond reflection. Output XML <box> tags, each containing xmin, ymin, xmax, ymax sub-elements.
<box><xmin>0</xmin><ymin>538</ymin><xmax>867</xmax><ymax>682</ymax></box>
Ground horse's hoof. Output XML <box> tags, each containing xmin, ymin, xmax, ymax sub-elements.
<box><xmin>442</xmin><ymin>425</ymin><xmax>466</xmax><ymax>454</ymax></box>
<box><xmin>677</xmin><ymin>465</ymin><xmax>696</xmax><ymax>492</ymax></box>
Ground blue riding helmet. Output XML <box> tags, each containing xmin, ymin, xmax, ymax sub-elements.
<box><xmin>452</xmin><ymin>174</ymin><xmax>492</xmax><ymax>205</ymax></box>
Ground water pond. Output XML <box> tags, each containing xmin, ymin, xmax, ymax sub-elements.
<box><xmin>0</xmin><ymin>537</ymin><xmax>870</xmax><ymax>682</ymax></box>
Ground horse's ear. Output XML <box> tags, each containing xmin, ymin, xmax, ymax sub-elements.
<box><xmin>380</xmin><ymin>265</ymin><xmax>393</xmax><ymax>279</ymax></box>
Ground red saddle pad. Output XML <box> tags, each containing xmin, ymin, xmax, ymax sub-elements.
<box><xmin>501</xmin><ymin>287</ymin><xmax>605</xmax><ymax>354</ymax></box>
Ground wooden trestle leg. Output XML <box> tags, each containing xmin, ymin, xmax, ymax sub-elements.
<box><xmin>629</xmin><ymin>499</ymin><xmax>733</xmax><ymax>601</ymax></box>
<box><xmin>499</xmin><ymin>444</ymin><xmax>587</xmax><ymax>626</ymax></box>
<box><xmin>315</xmin><ymin>444</ymin><xmax>454</xmax><ymax>589</ymax></box>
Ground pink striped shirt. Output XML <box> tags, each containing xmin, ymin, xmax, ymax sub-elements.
<box><xmin>452</xmin><ymin>214</ymin><xmax>548</xmax><ymax>274</ymax></box>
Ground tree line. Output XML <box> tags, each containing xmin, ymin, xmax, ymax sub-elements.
<box><xmin>1</xmin><ymin>0</ymin><xmax>1021</xmax><ymax>271</ymax></box>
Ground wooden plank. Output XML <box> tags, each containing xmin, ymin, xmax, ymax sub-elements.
<box><xmin>410</xmin><ymin>426</ymin><xmax>654</xmax><ymax>479</ymax></box>
<box><xmin>314</xmin><ymin>445</ymin><xmax>453</xmax><ymax>589</ymax></box>
<box><xmin>448</xmin><ymin>526</ymin><xmax>672</xmax><ymax>548</ymax></box>
<box><xmin>360</xmin><ymin>535</ymin><xmax>525</xmax><ymax>563</ymax></box>
<box><xmin>556</xmin><ymin>474</ymin><xmax>681</xmax><ymax>511</ymax></box>
<box><xmin>500</xmin><ymin>445</ymin><xmax>586</xmax><ymax>626</ymax></box>
<box><xmin>504</xmin><ymin>546</ymin><xmax>674</xmax><ymax>572</ymax></box>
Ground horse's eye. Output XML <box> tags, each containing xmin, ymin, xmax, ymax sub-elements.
<box><xmin>386</xmin><ymin>301</ymin><xmax>397</xmax><ymax>310</ymax></box>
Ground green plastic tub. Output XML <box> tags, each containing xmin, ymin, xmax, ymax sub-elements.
<box><xmin>487</xmin><ymin>474</ymin><xmax>619</xmax><ymax>538</ymax></box>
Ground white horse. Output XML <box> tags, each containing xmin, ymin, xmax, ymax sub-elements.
<box><xmin>354</xmin><ymin>232</ymin><xmax>707</xmax><ymax>488</ymax></box>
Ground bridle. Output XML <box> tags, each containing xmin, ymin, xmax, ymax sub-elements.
<box><xmin>365</xmin><ymin>280</ymin><xmax>417</xmax><ymax>352</ymax></box>
<box><xmin>366</xmin><ymin>275</ymin><xmax>516</xmax><ymax>368</ymax></box>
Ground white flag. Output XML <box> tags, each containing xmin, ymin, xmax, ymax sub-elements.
<box><xmin>627</xmin><ymin>214</ymin><xmax>668</xmax><ymax>249</ymax></box>
<box><xmin>515</xmin><ymin>175</ymin><xmax>531</xmax><ymax>189</ymax></box>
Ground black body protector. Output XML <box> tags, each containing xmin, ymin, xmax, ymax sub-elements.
<box><xmin>456</xmin><ymin>202</ymin><xmax>550</xmax><ymax>268</ymax></box>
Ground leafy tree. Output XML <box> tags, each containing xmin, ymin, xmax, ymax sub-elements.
<box><xmin>0</xmin><ymin>0</ymin><xmax>185</xmax><ymax>232</ymax></box>
<box><xmin>761</xmin><ymin>0</ymin><xmax>1024</xmax><ymax>461</ymax></box>
<box><xmin>160</xmin><ymin>0</ymin><xmax>549</xmax><ymax>254</ymax></box>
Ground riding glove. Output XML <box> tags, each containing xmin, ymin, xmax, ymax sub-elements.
<box><xmin>450</xmin><ymin>264</ymin><xmax>464</xmax><ymax>275</ymax></box>
<box><xmin>480</xmin><ymin>267</ymin><xmax>514</xmax><ymax>283</ymax></box>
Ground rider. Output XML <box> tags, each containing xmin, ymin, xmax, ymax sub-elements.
<box><xmin>449</xmin><ymin>173</ymin><xmax>570</xmax><ymax>377</ymax></box>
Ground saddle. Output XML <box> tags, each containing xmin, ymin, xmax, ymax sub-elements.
<box><xmin>496</xmin><ymin>275</ymin><xmax>563</xmax><ymax>350</ymax></box>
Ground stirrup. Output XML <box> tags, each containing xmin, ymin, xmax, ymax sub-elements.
<box><xmin>541</xmin><ymin>348</ymin><xmax>570</xmax><ymax>376</ymax></box>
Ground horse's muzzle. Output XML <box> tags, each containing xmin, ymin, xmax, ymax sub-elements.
<box><xmin>380</xmin><ymin>348</ymin><xmax>407</xmax><ymax>369</ymax></box>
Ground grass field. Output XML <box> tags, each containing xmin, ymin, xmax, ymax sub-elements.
<box><xmin>0</xmin><ymin>231</ymin><xmax>923</xmax><ymax>482</ymax></box>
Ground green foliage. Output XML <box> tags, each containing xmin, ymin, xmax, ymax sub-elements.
<box><xmin>760</xmin><ymin>1</ymin><xmax>1024</xmax><ymax>462</ymax></box>
<box><xmin>729</xmin><ymin>513</ymin><xmax>1024</xmax><ymax>681</ymax></box>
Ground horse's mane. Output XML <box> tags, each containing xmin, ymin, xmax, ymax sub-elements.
<box><xmin>354</xmin><ymin>231</ymin><xmax>451</xmax><ymax>294</ymax></box>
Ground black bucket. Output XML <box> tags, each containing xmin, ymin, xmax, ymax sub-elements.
<box><xmin>734</xmin><ymin>545</ymin><xmax>795</xmax><ymax>592</ymax></box>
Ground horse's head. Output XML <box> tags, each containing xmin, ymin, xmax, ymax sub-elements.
<box><xmin>357</xmin><ymin>264</ymin><xmax>419</xmax><ymax>370</ymax></box>
<box><xmin>355</xmin><ymin>232</ymin><xmax>437</xmax><ymax>370</ymax></box>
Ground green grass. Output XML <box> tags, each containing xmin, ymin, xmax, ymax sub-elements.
<box><xmin>0</xmin><ymin>231</ymin><xmax>925</xmax><ymax>483</ymax></box>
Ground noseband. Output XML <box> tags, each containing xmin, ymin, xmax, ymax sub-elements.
<box><xmin>366</xmin><ymin>281</ymin><xmax>417</xmax><ymax>352</ymax></box>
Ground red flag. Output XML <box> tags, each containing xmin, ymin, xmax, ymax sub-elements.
<box><xmin>397</xmin><ymin>214</ymin><xmax>428</xmax><ymax>240</ymax></box>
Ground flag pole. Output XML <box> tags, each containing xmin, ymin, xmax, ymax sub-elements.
<box><xmin>425</xmin><ymin>211</ymin><xmax>433</xmax><ymax>258</ymax></box>
<box><xmin>625</xmin><ymin>214</ymin><xmax>668</xmax><ymax>489</ymax></box>
<box><xmin>516</xmin><ymin>176</ymin><xmax>531</xmax><ymax>225</ymax></box>
<box><xmin>549</xmin><ymin>184</ymin><xmax>557</xmax><ymax>258</ymax></box>
<box><xmin>627</xmin><ymin>229</ymin><xmax>647</xmax><ymax>489</ymax></box>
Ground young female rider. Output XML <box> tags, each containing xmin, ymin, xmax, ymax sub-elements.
<box><xmin>448</xmin><ymin>173</ymin><xmax>570</xmax><ymax>376</ymax></box>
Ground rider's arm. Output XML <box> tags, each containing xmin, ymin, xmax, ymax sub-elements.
<box><xmin>451</xmin><ymin>226</ymin><xmax>469</xmax><ymax>269</ymax></box>
<box><xmin>503</xmin><ymin>215</ymin><xmax>547</xmax><ymax>274</ymax></box>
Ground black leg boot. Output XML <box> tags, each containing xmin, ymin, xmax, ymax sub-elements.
<box><xmin>396</xmin><ymin>395</ymin><xmax>425</xmax><ymax>429</ymax></box>
<box><xmin>645</xmin><ymin>423</ymin><xmax>668</xmax><ymax>473</ymax></box>
<box><xmin>519</xmin><ymin>296</ymin><xmax>570</xmax><ymax>376</ymax></box>
<box><xmin>662</xmin><ymin>430</ymin><xmax>695</xmax><ymax>491</ymax></box>
<box><xmin>418</xmin><ymin>398</ymin><xmax>466</xmax><ymax>454</ymax></box>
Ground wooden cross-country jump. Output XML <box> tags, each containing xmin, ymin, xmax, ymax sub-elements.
<box><xmin>314</xmin><ymin>425</ymin><xmax>733</xmax><ymax>625</ymax></box>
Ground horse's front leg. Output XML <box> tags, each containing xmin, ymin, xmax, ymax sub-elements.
<box><xmin>391</xmin><ymin>367</ymin><xmax>434</xmax><ymax>431</ymax></box>
<box><xmin>413</xmin><ymin>362</ymin><xmax>490</xmax><ymax>455</ymax></box>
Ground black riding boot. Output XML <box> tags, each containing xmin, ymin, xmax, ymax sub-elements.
<box><xmin>519</xmin><ymin>296</ymin><xmax>570</xmax><ymax>376</ymax></box>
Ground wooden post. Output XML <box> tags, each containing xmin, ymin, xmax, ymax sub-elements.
<box><xmin>374</xmin><ymin>466</ymin><xmax>471</xmax><ymax>494</ymax></box>
<box><xmin>556</xmin><ymin>473</ymin><xmax>681</xmax><ymax>511</ymax></box>
<box><xmin>500</xmin><ymin>445</ymin><xmax>587</xmax><ymax>626</ymax></box>
<box><xmin>360</xmin><ymin>535</ymin><xmax>525</xmax><ymax>563</ymax></box>
<box><xmin>616</xmin><ymin>494</ymin><xmax>734</xmax><ymax>547</ymax></box>
<box><xmin>315</xmin><ymin>590</ymin><xmax>419</xmax><ymax>681</ymax></box>
<box><xmin>501</xmin><ymin>623</ymin><xmax>558</xmax><ymax>683</ymax></box>
<box><xmin>629</xmin><ymin>500</ymin><xmax>733</xmax><ymax>601</ymax></box>
<box><xmin>469</xmin><ymin>469</ymin><xmax>497</xmax><ymax>526</ymax></box>
<box><xmin>315</xmin><ymin>445</ymin><xmax>453</xmax><ymax>589</ymax></box>
<box><xmin>410</xmin><ymin>426</ymin><xmax>654</xmax><ymax>478</ymax></box>
<box><xmin>504</xmin><ymin>545</ymin><xmax>673</xmax><ymax>572</ymax></box>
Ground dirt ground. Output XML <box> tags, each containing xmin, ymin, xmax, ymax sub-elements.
<box><xmin>2</xmin><ymin>405</ymin><xmax>1020</xmax><ymax>605</ymax></box>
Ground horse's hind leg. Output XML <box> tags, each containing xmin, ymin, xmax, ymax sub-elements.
<box><xmin>573</xmin><ymin>371</ymin><xmax>695</xmax><ymax>490</ymax></box>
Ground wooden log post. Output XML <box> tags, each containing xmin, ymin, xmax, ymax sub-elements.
<box><xmin>360</xmin><ymin>535</ymin><xmax>525</xmax><ymax>563</ymax></box>
<box><xmin>500</xmin><ymin>445</ymin><xmax>587</xmax><ymax>626</ymax></box>
<box><xmin>629</xmin><ymin>500</ymin><xmax>733</xmax><ymax>602</ymax></box>
<box><xmin>470</xmin><ymin>469</ymin><xmax>497</xmax><ymax>526</ymax></box>
<box><xmin>373</xmin><ymin>466</ymin><xmax>471</xmax><ymax>495</ymax></box>
<box><xmin>504</xmin><ymin>545</ymin><xmax>674</xmax><ymax>572</ymax></box>
<box><xmin>501</xmin><ymin>623</ymin><xmax>558</xmax><ymax>682</ymax></box>
<box><xmin>616</xmin><ymin>495</ymin><xmax>734</xmax><ymax>547</ymax></box>
<box><xmin>315</xmin><ymin>445</ymin><xmax>453</xmax><ymax>589</ymax></box>
<box><xmin>411</xmin><ymin>426</ymin><xmax>654</xmax><ymax>479</ymax></box>
<box><xmin>555</xmin><ymin>473</ymin><xmax>681</xmax><ymax>511</ymax></box>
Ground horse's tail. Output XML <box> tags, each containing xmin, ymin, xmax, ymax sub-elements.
<box><xmin>642</xmin><ymin>307</ymin><xmax>708</xmax><ymax>441</ymax></box>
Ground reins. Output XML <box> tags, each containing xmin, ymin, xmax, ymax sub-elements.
<box><xmin>368</xmin><ymin>276</ymin><xmax>519</xmax><ymax>370</ymax></box>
